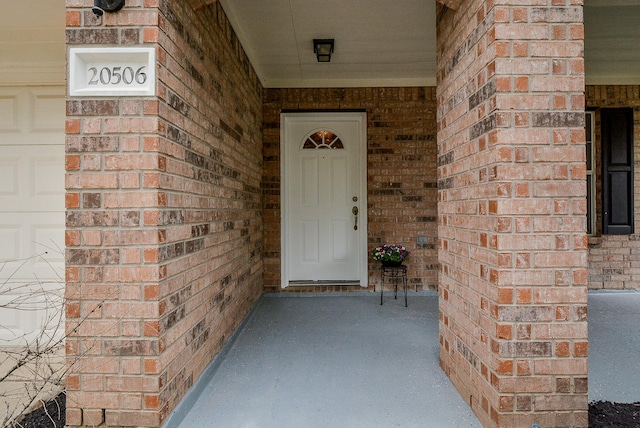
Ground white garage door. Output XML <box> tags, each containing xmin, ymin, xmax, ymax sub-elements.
<box><xmin>0</xmin><ymin>86</ymin><xmax>65</xmax><ymax>346</ymax></box>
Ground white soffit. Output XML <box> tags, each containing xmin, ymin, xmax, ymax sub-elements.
<box><xmin>0</xmin><ymin>0</ymin><xmax>66</xmax><ymax>85</ymax></box>
<box><xmin>584</xmin><ymin>1</ymin><xmax>640</xmax><ymax>85</ymax></box>
<box><xmin>586</xmin><ymin>0</ymin><xmax>639</xmax><ymax>6</ymax></box>
<box><xmin>2</xmin><ymin>1</ymin><xmax>638</xmax><ymax>88</ymax></box>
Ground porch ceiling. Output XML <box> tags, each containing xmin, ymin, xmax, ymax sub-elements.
<box><xmin>219</xmin><ymin>0</ymin><xmax>640</xmax><ymax>88</ymax></box>
<box><xmin>218</xmin><ymin>0</ymin><xmax>437</xmax><ymax>88</ymax></box>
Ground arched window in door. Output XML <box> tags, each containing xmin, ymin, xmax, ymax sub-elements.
<box><xmin>303</xmin><ymin>130</ymin><xmax>344</xmax><ymax>149</ymax></box>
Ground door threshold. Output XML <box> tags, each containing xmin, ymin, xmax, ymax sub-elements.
<box><xmin>288</xmin><ymin>280</ymin><xmax>361</xmax><ymax>287</ymax></box>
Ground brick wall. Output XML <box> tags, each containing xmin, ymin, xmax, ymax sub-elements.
<box><xmin>65</xmin><ymin>1</ymin><xmax>263</xmax><ymax>426</ymax></box>
<box><xmin>586</xmin><ymin>85</ymin><xmax>640</xmax><ymax>290</ymax></box>
<box><xmin>436</xmin><ymin>1</ymin><xmax>588</xmax><ymax>427</ymax></box>
<box><xmin>262</xmin><ymin>88</ymin><xmax>438</xmax><ymax>292</ymax></box>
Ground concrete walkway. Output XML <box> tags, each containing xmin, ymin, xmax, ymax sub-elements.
<box><xmin>588</xmin><ymin>290</ymin><xmax>640</xmax><ymax>403</ymax></box>
<box><xmin>166</xmin><ymin>291</ymin><xmax>640</xmax><ymax>427</ymax></box>
<box><xmin>167</xmin><ymin>294</ymin><xmax>481</xmax><ymax>427</ymax></box>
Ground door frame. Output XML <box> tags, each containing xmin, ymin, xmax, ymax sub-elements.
<box><xmin>280</xmin><ymin>111</ymin><xmax>368</xmax><ymax>288</ymax></box>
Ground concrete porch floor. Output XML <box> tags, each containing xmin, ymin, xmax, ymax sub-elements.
<box><xmin>588</xmin><ymin>290</ymin><xmax>640</xmax><ymax>403</ymax></box>
<box><xmin>166</xmin><ymin>291</ymin><xmax>640</xmax><ymax>427</ymax></box>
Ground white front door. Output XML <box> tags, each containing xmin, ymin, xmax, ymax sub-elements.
<box><xmin>281</xmin><ymin>112</ymin><xmax>367</xmax><ymax>287</ymax></box>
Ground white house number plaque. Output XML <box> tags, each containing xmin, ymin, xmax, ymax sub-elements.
<box><xmin>69</xmin><ymin>47</ymin><xmax>156</xmax><ymax>97</ymax></box>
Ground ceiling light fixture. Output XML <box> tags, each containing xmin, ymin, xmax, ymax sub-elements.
<box><xmin>313</xmin><ymin>39</ymin><xmax>334</xmax><ymax>63</ymax></box>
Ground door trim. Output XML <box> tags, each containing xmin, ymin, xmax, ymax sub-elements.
<box><xmin>280</xmin><ymin>112</ymin><xmax>367</xmax><ymax>288</ymax></box>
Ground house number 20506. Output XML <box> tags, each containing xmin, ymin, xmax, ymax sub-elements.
<box><xmin>87</xmin><ymin>66</ymin><xmax>148</xmax><ymax>86</ymax></box>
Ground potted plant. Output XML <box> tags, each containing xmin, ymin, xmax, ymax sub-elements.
<box><xmin>372</xmin><ymin>244</ymin><xmax>410</xmax><ymax>267</ymax></box>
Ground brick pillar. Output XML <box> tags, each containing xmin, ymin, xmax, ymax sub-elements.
<box><xmin>65</xmin><ymin>1</ymin><xmax>263</xmax><ymax>427</ymax></box>
<box><xmin>436</xmin><ymin>1</ymin><xmax>588</xmax><ymax>427</ymax></box>
<box><xmin>65</xmin><ymin>2</ymin><xmax>163</xmax><ymax>426</ymax></box>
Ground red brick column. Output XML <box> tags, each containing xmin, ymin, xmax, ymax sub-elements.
<box><xmin>65</xmin><ymin>1</ymin><xmax>263</xmax><ymax>426</ymax></box>
<box><xmin>65</xmin><ymin>3</ymin><xmax>163</xmax><ymax>425</ymax></box>
<box><xmin>436</xmin><ymin>1</ymin><xmax>588</xmax><ymax>427</ymax></box>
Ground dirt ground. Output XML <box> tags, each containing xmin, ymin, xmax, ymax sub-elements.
<box><xmin>11</xmin><ymin>394</ymin><xmax>640</xmax><ymax>427</ymax></box>
<box><xmin>589</xmin><ymin>401</ymin><xmax>640</xmax><ymax>427</ymax></box>
<box><xmin>11</xmin><ymin>392</ymin><xmax>65</xmax><ymax>428</ymax></box>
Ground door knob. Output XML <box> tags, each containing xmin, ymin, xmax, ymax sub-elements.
<box><xmin>352</xmin><ymin>206</ymin><xmax>359</xmax><ymax>230</ymax></box>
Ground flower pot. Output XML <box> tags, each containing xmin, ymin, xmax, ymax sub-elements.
<box><xmin>381</xmin><ymin>260</ymin><xmax>403</xmax><ymax>267</ymax></box>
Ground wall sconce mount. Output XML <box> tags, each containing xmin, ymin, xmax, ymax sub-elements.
<box><xmin>93</xmin><ymin>0</ymin><xmax>126</xmax><ymax>16</ymax></box>
<box><xmin>313</xmin><ymin>39</ymin><xmax>335</xmax><ymax>63</ymax></box>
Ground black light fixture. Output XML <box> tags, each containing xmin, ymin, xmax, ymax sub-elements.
<box><xmin>92</xmin><ymin>0</ymin><xmax>125</xmax><ymax>16</ymax></box>
<box><xmin>313</xmin><ymin>39</ymin><xmax>334</xmax><ymax>63</ymax></box>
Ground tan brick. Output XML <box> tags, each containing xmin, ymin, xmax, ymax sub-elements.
<box><xmin>119</xmin><ymin>393</ymin><xmax>143</xmax><ymax>410</ymax></box>
<box><xmin>65</xmin><ymin>408</ymin><xmax>82</xmax><ymax>426</ymax></box>
<box><xmin>105</xmin><ymin>409</ymin><xmax>160</xmax><ymax>427</ymax></box>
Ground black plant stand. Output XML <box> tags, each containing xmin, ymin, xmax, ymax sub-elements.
<box><xmin>380</xmin><ymin>265</ymin><xmax>408</xmax><ymax>307</ymax></box>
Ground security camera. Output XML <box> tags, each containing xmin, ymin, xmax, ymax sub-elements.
<box><xmin>92</xmin><ymin>0</ymin><xmax>125</xmax><ymax>16</ymax></box>
<box><xmin>92</xmin><ymin>4</ymin><xmax>105</xmax><ymax>16</ymax></box>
